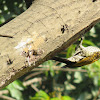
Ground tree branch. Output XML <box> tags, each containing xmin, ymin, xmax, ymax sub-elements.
<box><xmin>0</xmin><ymin>0</ymin><xmax>100</xmax><ymax>89</ymax></box>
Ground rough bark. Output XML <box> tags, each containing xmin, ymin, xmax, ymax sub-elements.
<box><xmin>0</xmin><ymin>0</ymin><xmax>100</xmax><ymax>89</ymax></box>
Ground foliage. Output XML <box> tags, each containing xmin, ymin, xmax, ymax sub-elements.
<box><xmin>6</xmin><ymin>80</ymin><xmax>26</xmax><ymax>100</ymax></box>
<box><xmin>30</xmin><ymin>90</ymin><xmax>72</xmax><ymax>100</ymax></box>
<box><xmin>0</xmin><ymin>0</ymin><xmax>100</xmax><ymax>100</ymax></box>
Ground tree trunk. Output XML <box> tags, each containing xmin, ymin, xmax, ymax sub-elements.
<box><xmin>0</xmin><ymin>0</ymin><xmax>100</xmax><ymax>89</ymax></box>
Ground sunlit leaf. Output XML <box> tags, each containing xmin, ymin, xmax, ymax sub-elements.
<box><xmin>6</xmin><ymin>82</ymin><xmax>23</xmax><ymax>100</ymax></box>
<box><xmin>50</xmin><ymin>97</ymin><xmax>60</xmax><ymax>100</ymax></box>
<box><xmin>62</xmin><ymin>96</ymin><xmax>72</xmax><ymax>100</ymax></box>
<box><xmin>30</xmin><ymin>90</ymin><xmax>50</xmax><ymax>100</ymax></box>
<box><xmin>12</xmin><ymin>80</ymin><xmax>26</xmax><ymax>90</ymax></box>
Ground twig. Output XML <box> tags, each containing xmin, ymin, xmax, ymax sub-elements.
<box><xmin>0</xmin><ymin>90</ymin><xmax>9</xmax><ymax>95</ymax></box>
<box><xmin>24</xmin><ymin>66</ymin><xmax>87</xmax><ymax>81</ymax></box>
<box><xmin>31</xmin><ymin>84</ymin><xmax>39</xmax><ymax>92</ymax></box>
<box><xmin>24</xmin><ymin>71</ymin><xmax>43</xmax><ymax>81</ymax></box>
<box><xmin>0</xmin><ymin>95</ymin><xmax>16</xmax><ymax>100</ymax></box>
<box><xmin>32</xmin><ymin>67</ymin><xmax>87</xmax><ymax>73</ymax></box>
<box><xmin>23</xmin><ymin>78</ymin><xmax>42</xmax><ymax>86</ymax></box>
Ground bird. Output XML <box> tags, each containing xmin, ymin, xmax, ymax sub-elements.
<box><xmin>53</xmin><ymin>37</ymin><xmax>100</xmax><ymax>67</ymax></box>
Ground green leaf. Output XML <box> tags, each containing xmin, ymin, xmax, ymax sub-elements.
<box><xmin>36</xmin><ymin>90</ymin><xmax>49</xmax><ymax>98</ymax></box>
<box><xmin>30</xmin><ymin>90</ymin><xmax>50</xmax><ymax>100</ymax></box>
<box><xmin>50</xmin><ymin>96</ymin><xmax>72</xmax><ymax>100</ymax></box>
<box><xmin>12</xmin><ymin>80</ymin><xmax>26</xmax><ymax>90</ymax></box>
<box><xmin>83</xmin><ymin>40</ymin><xmax>95</xmax><ymax>46</ymax></box>
<box><xmin>62</xmin><ymin>96</ymin><xmax>72</xmax><ymax>100</ymax></box>
<box><xmin>50</xmin><ymin>97</ymin><xmax>60</xmax><ymax>100</ymax></box>
<box><xmin>98</xmin><ymin>79</ymin><xmax>100</xmax><ymax>86</ymax></box>
<box><xmin>66</xmin><ymin>45</ymin><xmax>76</xmax><ymax>58</ymax></box>
<box><xmin>6</xmin><ymin>82</ymin><xmax>23</xmax><ymax>100</ymax></box>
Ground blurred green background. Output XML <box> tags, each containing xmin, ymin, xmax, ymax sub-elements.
<box><xmin>0</xmin><ymin>0</ymin><xmax>100</xmax><ymax>100</ymax></box>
